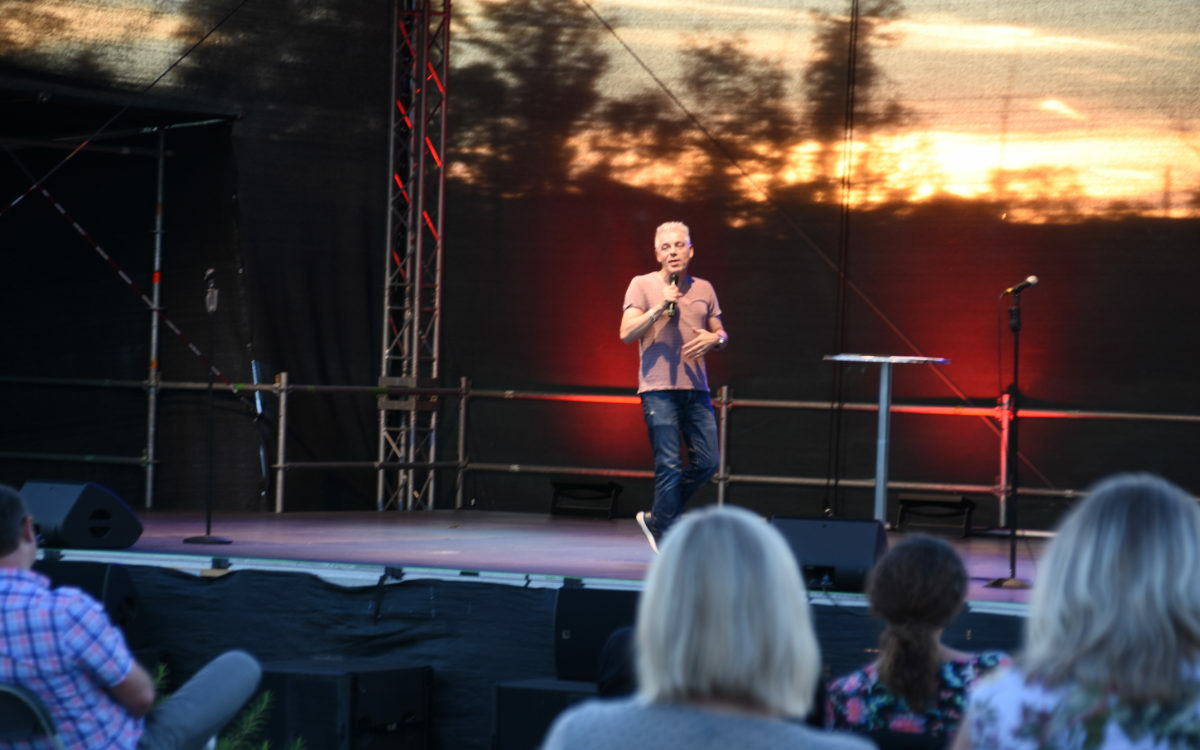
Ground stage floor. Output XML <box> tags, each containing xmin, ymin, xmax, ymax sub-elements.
<box><xmin>77</xmin><ymin>509</ymin><xmax>1048</xmax><ymax>606</ymax></box>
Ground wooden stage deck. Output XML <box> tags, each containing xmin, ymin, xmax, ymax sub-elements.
<box><xmin>77</xmin><ymin>509</ymin><xmax>1046</xmax><ymax>607</ymax></box>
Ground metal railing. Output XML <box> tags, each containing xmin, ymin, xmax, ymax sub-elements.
<box><xmin>4</xmin><ymin>374</ymin><xmax>1199</xmax><ymax>513</ymax></box>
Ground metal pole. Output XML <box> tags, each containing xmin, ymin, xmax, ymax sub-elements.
<box><xmin>378</xmin><ymin>0</ymin><xmax>402</xmax><ymax>512</ymax></box>
<box><xmin>997</xmin><ymin>391</ymin><xmax>1011</xmax><ymax>527</ymax></box>
<box><xmin>873</xmin><ymin>362</ymin><xmax>894</xmax><ymax>523</ymax></box>
<box><xmin>717</xmin><ymin>385</ymin><xmax>730</xmax><ymax>506</ymax></box>
<box><xmin>144</xmin><ymin>128</ymin><xmax>167</xmax><ymax>509</ymax></box>
<box><xmin>274</xmin><ymin>371</ymin><xmax>288</xmax><ymax>513</ymax></box>
<box><xmin>456</xmin><ymin>376</ymin><xmax>468</xmax><ymax>509</ymax></box>
<box><xmin>206</xmin><ymin>279</ymin><xmax>216</xmax><ymax>532</ymax></box>
<box><xmin>406</xmin><ymin>1</ymin><xmax>430</xmax><ymax>513</ymax></box>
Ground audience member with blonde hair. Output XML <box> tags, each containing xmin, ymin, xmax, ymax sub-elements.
<box><xmin>952</xmin><ymin>472</ymin><xmax>1200</xmax><ymax>749</ymax></box>
<box><xmin>827</xmin><ymin>535</ymin><xmax>1010</xmax><ymax>744</ymax></box>
<box><xmin>540</xmin><ymin>504</ymin><xmax>875</xmax><ymax>749</ymax></box>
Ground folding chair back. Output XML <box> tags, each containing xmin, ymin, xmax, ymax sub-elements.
<box><xmin>0</xmin><ymin>683</ymin><xmax>66</xmax><ymax>750</ymax></box>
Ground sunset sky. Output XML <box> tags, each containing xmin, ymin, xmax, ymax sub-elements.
<box><xmin>4</xmin><ymin>0</ymin><xmax>1198</xmax><ymax>218</ymax></box>
<box><xmin>458</xmin><ymin>0</ymin><xmax>1200</xmax><ymax>218</ymax></box>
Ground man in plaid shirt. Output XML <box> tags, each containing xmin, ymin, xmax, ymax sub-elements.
<box><xmin>0</xmin><ymin>484</ymin><xmax>261</xmax><ymax>749</ymax></box>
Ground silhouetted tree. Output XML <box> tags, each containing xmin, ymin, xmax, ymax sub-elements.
<box><xmin>450</xmin><ymin>60</ymin><xmax>510</xmax><ymax>206</ymax></box>
<box><xmin>803</xmin><ymin>0</ymin><xmax>910</xmax><ymax>193</ymax></box>
<box><xmin>580</xmin><ymin>89</ymin><xmax>690</xmax><ymax>186</ymax></box>
<box><xmin>454</xmin><ymin>0</ymin><xmax>610</xmax><ymax>197</ymax></box>
<box><xmin>678</xmin><ymin>37</ymin><xmax>798</xmax><ymax>207</ymax></box>
<box><xmin>173</xmin><ymin>0</ymin><xmax>386</xmax><ymax>125</ymax></box>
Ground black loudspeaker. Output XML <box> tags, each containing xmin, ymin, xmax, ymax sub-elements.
<box><xmin>770</xmin><ymin>517</ymin><xmax>888</xmax><ymax>592</ymax></box>
<box><xmin>20</xmin><ymin>481</ymin><xmax>143</xmax><ymax>549</ymax></box>
<box><xmin>553</xmin><ymin>587</ymin><xmax>640</xmax><ymax>682</ymax></box>
<box><xmin>257</xmin><ymin>660</ymin><xmax>432</xmax><ymax>750</ymax></box>
<box><xmin>494</xmin><ymin>678</ymin><xmax>596</xmax><ymax>750</ymax></box>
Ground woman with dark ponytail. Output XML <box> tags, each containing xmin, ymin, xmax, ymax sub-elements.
<box><xmin>825</xmin><ymin>535</ymin><xmax>1010</xmax><ymax>745</ymax></box>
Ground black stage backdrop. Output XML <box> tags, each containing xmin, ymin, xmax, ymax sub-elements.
<box><xmin>1</xmin><ymin>0</ymin><xmax>1198</xmax><ymax>522</ymax></box>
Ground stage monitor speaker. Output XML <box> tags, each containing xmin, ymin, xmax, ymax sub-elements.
<box><xmin>770</xmin><ymin>517</ymin><xmax>887</xmax><ymax>593</ymax></box>
<box><xmin>553</xmin><ymin>587</ymin><xmax>640</xmax><ymax>682</ymax></box>
<box><xmin>257</xmin><ymin>660</ymin><xmax>432</xmax><ymax>750</ymax></box>
<box><xmin>494</xmin><ymin>678</ymin><xmax>597</xmax><ymax>750</ymax></box>
<box><xmin>20</xmin><ymin>481</ymin><xmax>143</xmax><ymax>550</ymax></box>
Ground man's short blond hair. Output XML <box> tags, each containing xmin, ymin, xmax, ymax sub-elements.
<box><xmin>654</xmin><ymin>221</ymin><xmax>691</xmax><ymax>246</ymax></box>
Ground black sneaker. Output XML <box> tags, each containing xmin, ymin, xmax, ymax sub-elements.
<box><xmin>635</xmin><ymin>511</ymin><xmax>659</xmax><ymax>554</ymax></box>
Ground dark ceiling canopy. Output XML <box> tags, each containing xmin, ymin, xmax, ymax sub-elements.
<box><xmin>0</xmin><ymin>68</ymin><xmax>240</xmax><ymax>149</ymax></box>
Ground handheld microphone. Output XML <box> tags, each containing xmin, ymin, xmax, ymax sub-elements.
<box><xmin>1003</xmin><ymin>275</ymin><xmax>1038</xmax><ymax>295</ymax></box>
<box><xmin>665</xmin><ymin>273</ymin><xmax>678</xmax><ymax>317</ymax></box>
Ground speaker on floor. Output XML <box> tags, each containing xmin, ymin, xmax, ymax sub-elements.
<box><xmin>257</xmin><ymin>660</ymin><xmax>432</xmax><ymax>750</ymax></box>
<box><xmin>553</xmin><ymin>586</ymin><xmax>640</xmax><ymax>682</ymax></box>
<box><xmin>494</xmin><ymin>678</ymin><xmax>597</xmax><ymax>750</ymax></box>
<box><xmin>20</xmin><ymin>481</ymin><xmax>143</xmax><ymax>549</ymax></box>
<box><xmin>770</xmin><ymin>516</ymin><xmax>887</xmax><ymax>592</ymax></box>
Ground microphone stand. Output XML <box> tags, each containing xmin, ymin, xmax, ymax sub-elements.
<box><xmin>988</xmin><ymin>288</ymin><xmax>1029</xmax><ymax>588</ymax></box>
<box><xmin>185</xmin><ymin>269</ymin><xmax>232</xmax><ymax>545</ymax></box>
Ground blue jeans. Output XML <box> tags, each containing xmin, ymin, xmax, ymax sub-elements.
<box><xmin>641</xmin><ymin>389</ymin><xmax>720</xmax><ymax>539</ymax></box>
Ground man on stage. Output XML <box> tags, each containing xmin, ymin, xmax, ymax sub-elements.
<box><xmin>620</xmin><ymin>221</ymin><xmax>728</xmax><ymax>552</ymax></box>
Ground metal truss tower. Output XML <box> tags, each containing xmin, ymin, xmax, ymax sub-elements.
<box><xmin>377</xmin><ymin>0</ymin><xmax>450</xmax><ymax>510</ymax></box>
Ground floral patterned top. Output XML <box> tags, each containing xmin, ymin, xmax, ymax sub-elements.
<box><xmin>825</xmin><ymin>650</ymin><xmax>1012</xmax><ymax>740</ymax></box>
<box><xmin>963</xmin><ymin>664</ymin><xmax>1200</xmax><ymax>749</ymax></box>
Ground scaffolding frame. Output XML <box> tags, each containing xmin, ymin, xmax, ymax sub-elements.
<box><xmin>1</xmin><ymin>111</ymin><xmax>233</xmax><ymax>510</ymax></box>
<box><xmin>377</xmin><ymin>0</ymin><xmax>451</xmax><ymax>511</ymax></box>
